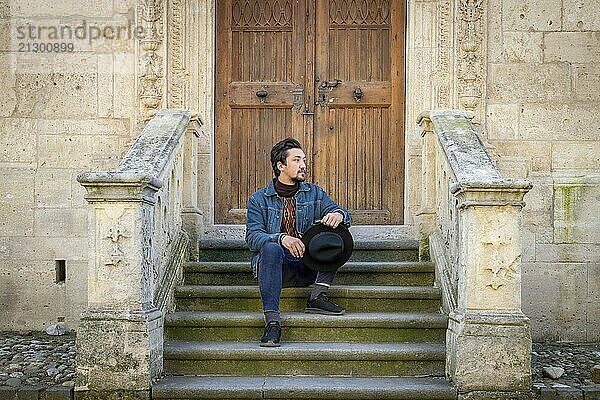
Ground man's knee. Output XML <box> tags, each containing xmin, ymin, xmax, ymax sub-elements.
<box><xmin>260</xmin><ymin>242</ymin><xmax>284</xmax><ymax>259</ymax></box>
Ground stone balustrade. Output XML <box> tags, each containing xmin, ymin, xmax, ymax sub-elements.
<box><xmin>417</xmin><ymin>110</ymin><xmax>533</xmax><ymax>399</ymax></box>
<box><xmin>75</xmin><ymin>109</ymin><xmax>202</xmax><ymax>400</ymax></box>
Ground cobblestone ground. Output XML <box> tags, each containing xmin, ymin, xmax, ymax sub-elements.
<box><xmin>0</xmin><ymin>332</ymin><xmax>599</xmax><ymax>399</ymax></box>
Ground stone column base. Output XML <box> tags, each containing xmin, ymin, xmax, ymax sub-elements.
<box><xmin>447</xmin><ymin>310</ymin><xmax>532</xmax><ymax>393</ymax></box>
<box><xmin>75</xmin><ymin>308</ymin><xmax>163</xmax><ymax>395</ymax></box>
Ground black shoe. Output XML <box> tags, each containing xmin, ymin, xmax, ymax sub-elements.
<box><xmin>259</xmin><ymin>321</ymin><xmax>281</xmax><ymax>347</ymax></box>
<box><xmin>305</xmin><ymin>292</ymin><xmax>345</xmax><ymax>315</ymax></box>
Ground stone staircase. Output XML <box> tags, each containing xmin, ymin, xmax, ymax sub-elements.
<box><xmin>152</xmin><ymin>239</ymin><xmax>457</xmax><ymax>399</ymax></box>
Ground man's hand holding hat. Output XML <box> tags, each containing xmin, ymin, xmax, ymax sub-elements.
<box><xmin>321</xmin><ymin>211</ymin><xmax>343</xmax><ymax>228</ymax></box>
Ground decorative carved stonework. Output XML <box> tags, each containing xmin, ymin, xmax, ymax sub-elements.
<box><xmin>433</xmin><ymin>0</ymin><xmax>452</xmax><ymax>108</ymax></box>
<box><xmin>168</xmin><ymin>0</ymin><xmax>188</xmax><ymax>108</ymax></box>
<box><xmin>138</xmin><ymin>0</ymin><xmax>165</xmax><ymax>122</ymax></box>
<box><xmin>481</xmin><ymin>242</ymin><xmax>518</xmax><ymax>290</ymax></box>
<box><xmin>457</xmin><ymin>0</ymin><xmax>485</xmax><ymax>117</ymax></box>
<box><xmin>101</xmin><ymin>209</ymin><xmax>132</xmax><ymax>267</ymax></box>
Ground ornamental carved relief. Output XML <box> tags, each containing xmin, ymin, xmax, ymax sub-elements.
<box><xmin>457</xmin><ymin>0</ymin><xmax>485</xmax><ymax>117</ymax></box>
<box><xmin>100</xmin><ymin>209</ymin><xmax>132</xmax><ymax>268</ymax></box>
<box><xmin>432</xmin><ymin>0</ymin><xmax>452</xmax><ymax>108</ymax></box>
<box><xmin>168</xmin><ymin>0</ymin><xmax>187</xmax><ymax>108</ymax></box>
<box><xmin>138</xmin><ymin>0</ymin><xmax>164</xmax><ymax>122</ymax></box>
<box><xmin>232</xmin><ymin>0</ymin><xmax>293</xmax><ymax>27</ymax></box>
<box><xmin>481</xmin><ymin>242</ymin><xmax>519</xmax><ymax>290</ymax></box>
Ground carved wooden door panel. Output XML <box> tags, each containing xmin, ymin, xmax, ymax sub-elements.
<box><xmin>312</xmin><ymin>0</ymin><xmax>404</xmax><ymax>224</ymax></box>
<box><xmin>215</xmin><ymin>0</ymin><xmax>310</xmax><ymax>224</ymax></box>
<box><xmin>215</xmin><ymin>0</ymin><xmax>405</xmax><ymax>224</ymax></box>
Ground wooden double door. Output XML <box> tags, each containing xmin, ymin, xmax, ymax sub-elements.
<box><xmin>216</xmin><ymin>0</ymin><xmax>405</xmax><ymax>224</ymax></box>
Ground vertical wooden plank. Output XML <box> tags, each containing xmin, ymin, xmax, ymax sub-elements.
<box><xmin>215</xmin><ymin>0</ymin><xmax>232</xmax><ymax>223</ymax></box>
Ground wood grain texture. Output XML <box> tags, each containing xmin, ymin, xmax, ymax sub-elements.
<box><xmin>216</xmin><ymin>0</ymin><xmax>405</xmax><ymax>224</ymax></box>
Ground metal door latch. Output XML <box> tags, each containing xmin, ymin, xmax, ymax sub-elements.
<box><xmin>317</xmin><ymin>79</ymin><xmax>342</xmax><ymax>107</ymax></box>
<box><xmin>292</xmin><ymin>86</ymin><xmax>303</xmax><ymax>112</ymax></box>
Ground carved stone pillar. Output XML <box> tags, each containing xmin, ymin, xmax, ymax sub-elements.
<box><xmin>75</xmin><ymin>176</ymin><xmax>163</xmax><ymax>400</ymax></box>
<box><xmin>181</xmin><ymin>116</ymin><xmax>203</xmax><ymax>260</ymax></box>
<box><xmin>416</xmin><ymin>115</ymin><xmax>438</xmax><ymax>261</ymax></box>
<box><xmin>447</xmin><ymin>183</ymin><xmax>533</xmax><ymax>399</ymax></box>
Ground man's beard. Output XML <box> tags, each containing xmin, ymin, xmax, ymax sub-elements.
<box><xmin>293</xmin><ymin>170</ymin><xmax>306</xmax><ymax>182</ymax></box>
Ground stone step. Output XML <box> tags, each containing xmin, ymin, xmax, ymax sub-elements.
<box><xmin>183</xmin><ymin>261</ymin><xmax>435</xmax><ymax>286</ymax></box>
<box><xmin>197</xmin><ymin>239</ymin><xmax>419</xmax><ymax>262</ymax></box>
<box><xmin>174</xmin><ymin>285</ymin><xmax>442</xmax><ymax>313</ymax></box>
<box><xmin>163</xmin><ymin>342</ymin><xmax>446</xmax><ymax>377</ymax></box>
<box><xmin>153</xmin><ymin>375</ymin><xmax>457</xmax><ymax>400</ymax></box>
<box><xmin>164</xmin><ymin>311</ymin><xmax>447</xmax><ymax>343</ymax></box>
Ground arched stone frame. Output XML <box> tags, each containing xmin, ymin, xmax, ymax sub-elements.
<box><xmin>145</xmin><ymin>0</ymin><xmax>488</xmax><ymax>233</ymax></box>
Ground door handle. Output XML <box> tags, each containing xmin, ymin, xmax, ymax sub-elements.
<box><xmin>320</xmin><ymin>79</ymin><xmax>342</xmax><ymax>89</ymax></box>
<box><xmin>256</xmin><ymin>87</ymin><xmax>268</xmax><ymax>103</ymax></box>
<box><xmin>317</xmin><ymin>79</ymin><xmax>342</xmax><ymax>107</ymax></box>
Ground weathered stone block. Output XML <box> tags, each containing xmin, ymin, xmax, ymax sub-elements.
<box><xmin>38</xmin><ymin>134</ymin><xmax>123</xmax><ymax>170</ymax></box>
<box><xmin>522</xmin><ymin>262</ymin><xmax>589</xmax><ymax>342</ymax></box>
<box><xmin>545</xmin><ymin>32</ymin><xmax>600</xmax><ymax>64</ymax></box>
<box><xmin>486</xmin><ymin>103</ymin><xmax>520</xmax><ymax>140</ymax></box>
<box><xmin>35</xmin><ymin>169</ymin><xmax>73</xmax><ymax>208</ymax></box>
<box><xmin>97</xmin><ymin>55</ymin><xmax>114</xmax><ymax>118</ymax></box>
<box><xmin>13</xmin><ymin>71</ymin><xmax>97</xmax><ymax>118</ymax></box>
<box><xmin>0</xmin><ymin>54</ymin><xmax>17</xmax><ymax>116</ymax></box>
<box><xmin>588</xmin><ymin>266</ymin><xmax>600</xmax><ymax>342</ymax></box>
<box><xmin>0</xmin><ymin>237</ymin><xmax>87</xmax><ymax>261</ymax></box>
<box><xmin>563</xmin><ymin>0</ymin><xmax>600</xmax><ymax>30</ymax></box>
<box><xmin>503</xmin><ymin>0</ymin><xmax>562</xmax><ymax>31</ymax></box>
<box><xmin>0</xmin><ymin>261</ymin><xmax>68</xmax><ymax>330</ymax></box>
<box><xmin>503</xmin><ymin>32</ymin><xmax>543</xmax><ymax>63</ymax></box>
<box><xmin>0</xmin><ymin>118</ymin><xmax>37</xmax><ymax>163</ymax></box>
<box><xmin>552</xmin><ymin>142</ymin><xmax>600</xmax><ymax>171</ymax></box>
<box><xmin>488</xmin><ymin>63</ymin><xmax>571</xmax><ymax>102</ymax></box>
<box><xmin>10</xmin><ymin>0</ymin><xmax>113</xmax><ymax>17</ymax></box>
<box><xmin>34</xmin><ymin>207</ymin><xmax>88</xmax><ymax>237</ymax></box>
<box><xmin>495</xmin><ymin>157</ymin><xmax>529</xmax><ymax>179</ymax></box>
<box><xmin>523</xmin><ymin>178</ymin><xmax>553</xmax><ymax>212</ymax></box>
<box><xmin>536</xmin><ymin>243</ymin><xmax>600</xmax><ymax>263</ymax></box>
<box><xmin>113</xmin><ymin>52</ymin><xmax>136</xmax><ymax>119</ymax></box>
<box><xmin>519</xmin><ymin>104</ymin><xmax>600</xmax><ymax>141</ymax></box>
<box><xmin>553</xmin><ymin>176</ymin><xmax>600</xmax><ymax>244</ymax></box>
<box><xmin>447</xmin><ymin>311</ymin><xmax>532</xmax><ymax>391</ymax></box>
<box><xmin>490</xmin><ymin>140</ymin><xmax>552</xmax><ymax>173</ymax></box>
<box><xmin>573</xmin><ymin>65</ymin><xmax>600</xmax><ymax>102</ymax></box>
<box><xmin>487</xmin><ymin>0</ymin><xmax>503</xmax><ymax>63</ymax></box>
<box><xmin>75</xmin><ymin>309</ymin><xmax>163</xmax><ymax>393</ymax></box>
<box><xmin>37</xmin><ymin>118</ymin><xmax>130</xmax><ymax>137</ymax></box>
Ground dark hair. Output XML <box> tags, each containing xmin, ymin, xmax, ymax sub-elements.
<box><xmin>270</xmin><ymin>138</ymin><xmax>302</xmax><ymax>177</ymax></box>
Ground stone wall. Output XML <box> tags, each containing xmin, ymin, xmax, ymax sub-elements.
<box><xmin>485</xmin><ymin>0</ymin><xmax>600</xmax><ymax>341</ymax></box>
<box><xmin>0</xmin><ymin>1</ymin><xmax>138</xmax><ymax>330</ymax></box>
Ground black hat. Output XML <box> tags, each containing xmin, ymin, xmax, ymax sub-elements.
<box><xmin>301</xmin><ymin>223</ymin><xmax>354</xmax><ymax>272</ymax></box>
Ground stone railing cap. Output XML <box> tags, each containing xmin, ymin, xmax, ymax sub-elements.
<box><xmin>420</xmin><ymin>109</ymin><xmax>532</xmax><ymax>192</ymax></box>
<box><xmin>117</xmin><ymin>109</ymin><xmax>191</xmax><ymax>176</ymax></box>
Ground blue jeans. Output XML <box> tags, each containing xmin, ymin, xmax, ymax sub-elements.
<box><xmin>257</xmin><ymin>242</ymin><xmax>337</xmax><ymax>313</ymax></box>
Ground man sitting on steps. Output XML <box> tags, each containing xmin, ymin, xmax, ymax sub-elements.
<box><xmin>245</xmin><ymin>138</ymin><xmax>352</xmax><ymax>347</ymax></box>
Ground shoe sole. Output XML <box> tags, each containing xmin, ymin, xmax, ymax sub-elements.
<box><xmin>304</xmin><ymin>307</ymin><xmax>345</xmax><ymax>315</ymax></box>
<box><xmin>259</xmin><ymin>341</ymin><xmax>281</xmax><ymax>347</ymax></box>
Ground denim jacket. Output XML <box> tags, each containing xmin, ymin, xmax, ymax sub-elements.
<box><xmin>245</xmin><ymin>179</ymin><xmax>352</xmax><ymax>276</ymax></box>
